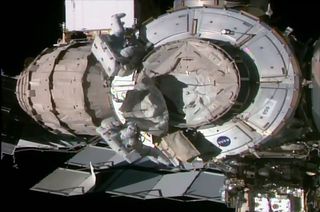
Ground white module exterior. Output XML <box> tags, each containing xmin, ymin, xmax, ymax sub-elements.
<box><xmin>65</xmin><ymin>0</ymin><xmax>134</xmax><ymax>31</ymax></box>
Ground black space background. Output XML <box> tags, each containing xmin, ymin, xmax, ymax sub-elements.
<box><xmin>0</xmin><ymin>0</ymin><xmax>319</xmax><ymax>210</ymax></box>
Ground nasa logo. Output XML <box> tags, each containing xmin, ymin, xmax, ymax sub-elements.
<box><xmin>217</xmin><ymin>136</ymin><xmax>231</xmax><ymax>147</ymax></box>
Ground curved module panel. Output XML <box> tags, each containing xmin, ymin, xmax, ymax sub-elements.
<box><xmin>312</xmin><ymin>38</ymin><xmax>320</xmax><ymax>132</ymax></box>
<box><xmin>16</xmin><ymin>42</ymin><xmax>114</xmax><ymax>136</ymax></box>
<box><xmin>141</xmin><ymin>7</ymin><xmax>301</xmax><ymax>157</ymax></box>
<box><xmin>142</xmin><ymin>38</ymin><xmax>241</xmax><ymax>128</ymax></box>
